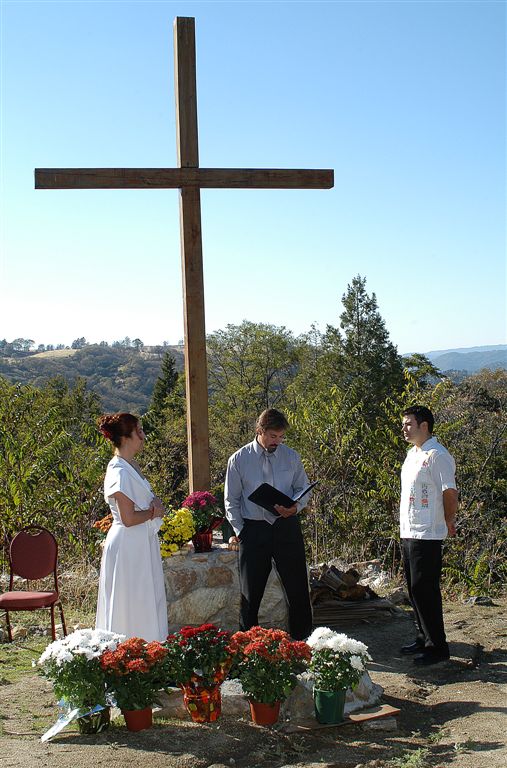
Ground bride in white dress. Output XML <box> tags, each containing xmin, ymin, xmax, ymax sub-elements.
<box><xmin>95</xmin><ymin>413</ymin><xmax>168</xmax><ymax>642</ymax></box>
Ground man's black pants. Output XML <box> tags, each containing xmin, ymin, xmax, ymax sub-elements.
<box><xmin>402</xmin><ymin>538</ymin><xmax>448</xmax><ymax>650</ymax></box>
<box><xmin>238</xmin><ymin>517</ymin><xmax>313</xmax><ymax>640</ymax></box>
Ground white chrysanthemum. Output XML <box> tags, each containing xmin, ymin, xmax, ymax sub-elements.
<box><xmin>306</xmin><ymin>626</ymin><xmax>336</xmax><ymax>649</ymax></box>
<box><xmin>350</xmin><ymin>655</ymin><xmax>364</xmax><ymax>671</ymax></box>
<box><xmin>38</xmin><ymin>628</ymin><xmax>124</xmax><ymax>667</ymax></box>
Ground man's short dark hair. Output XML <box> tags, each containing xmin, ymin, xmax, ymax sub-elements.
<box><xmin>256</xmin><ymin>408</ymin><xmax>289</xmax><ymax>432</ymax></box>
<box><xmin>402</xmin><ymin>405</ymin><xmax>435</xmax><ymax>433</ymax></box>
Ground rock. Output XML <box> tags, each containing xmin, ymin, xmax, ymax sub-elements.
<box><xmin>464</xmin><ymin>596</ymin><xmax>494</xmax><ymax>606</ymax></box>
<box><xmin>171</xmin><ymin>569</ymin><xmax>198</xmax><ymax>597</ymax></box>
<box><xmin>362</xmin><ymin>716</ymin><xmax>398</xmax><ymax>731</ymax></box>
<box><xmin>206</xmin><ymin>566</ymin><xmax>234</xmax><ymax>588</ymax></box>
<box><xmin>72</xmin><ymin>622</ymin><xmax>88</xmax><ymax>631</ymax></box>
<box><xmin>387</xmin><ymin>587</ymin><xmax>411</xmax><ymax>605</ymax></box>
<box><xmin>11</xmin><ymin>625</ymin><xmax>28</xmax><ymax>640</ymax></box>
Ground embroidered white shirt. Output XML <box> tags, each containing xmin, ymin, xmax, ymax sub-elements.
<box><xmin>400</xmin><ymin>436</ymin><xmax>456</xmax><ymax>540</ymax></box>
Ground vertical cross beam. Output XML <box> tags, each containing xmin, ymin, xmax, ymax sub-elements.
<box><xmin>174</xmin><ymin>17</ymin><xmax>210</xmax><ymax>492</ymax></box>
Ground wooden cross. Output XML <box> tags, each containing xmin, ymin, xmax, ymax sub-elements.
<box><xmin>35</xmin><ymin>17</ymin><xmax>334</xmax><ymax>493</ymax></box>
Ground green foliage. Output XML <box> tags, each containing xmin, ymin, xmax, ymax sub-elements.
<box><xmin>207</xmin><ymin>321</ymin><xmax>301</xmax><ymax>476</ymax></box>
<box><xmin>0</xmin><ymin>343</ymin><xmax>184</xmax><ymax>413</ymax></box>
<box><xmin>321</xmin><ymin>275</ymin><xmax>405</xmax><ymax>420</ymax></box>
<box><xmin>0</xmin><ymin>375</ymin><xmax>110</xmax><ymax>563</ymax></box>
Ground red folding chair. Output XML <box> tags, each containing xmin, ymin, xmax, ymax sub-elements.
<box><xmin>0</xmin><ymin>525</ymin><xmax>67</xmax><ymax>642</ymax></box>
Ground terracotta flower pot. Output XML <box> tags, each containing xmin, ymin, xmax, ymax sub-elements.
<box><xmin>121</xmin><ymin>707</ymin><xmax>153</xmax><ymax>732</ymax></box>
<box><xmin>249</xmin><ymin>700</ymin><xmax>281</xmax><ymax>726</ymax></box>
<box><xmin>192</xmin><ymin>531</ymin><xmax>213</xmax><ymax>552</ymax></box>
<box><xmin>313</xmin><ymin>688</ymin><xmax>347</xmax><ymax>724</ymax></box>
<box><xmin>182</xmin><ymin>684</ymin><xmax>222</xmax><ymax>722</ymax></box>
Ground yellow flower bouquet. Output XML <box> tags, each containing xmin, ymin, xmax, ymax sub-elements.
<box><xmin>159</xmin><ymin>507</ymin><xmax>195</xmax><ymax>557</ymax></box>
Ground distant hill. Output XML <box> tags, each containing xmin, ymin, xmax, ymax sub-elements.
<box><xmin>1</xmin><ymin>342</ymin><xmax>505</xmax><ymax>413</ymax></box>
<box><xmin>423</xmin><ymin>345</ymin><xmax>507</xmax><ymax>374</ymax></box>
<box><xmin>0</xmin><ymin>344</ymin><xmax>185</xmax><ymax>413</ymax></box>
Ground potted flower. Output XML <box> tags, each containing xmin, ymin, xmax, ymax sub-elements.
<box><xmin>37</xmin><ymin>628</ymin><xmax>125</xmax><ymax>734</ymax></box>
<box><xmin>306</xmin><ymin>627</ymin><xmax>372</xmax><ymax>724</ymax></box>
<box><xmin>99</xmin><ymin>636</ymin><xmax>168</xmax><ymax>731</ymax></box>
<box><xmin>163</xmin><ymin>623</ymin><xmax>232</xmax><ymax>722</ymax></box>
<box><xmin>229</xmin><ymin>626</ymin><xmax>311</xmax><ymax>725</ymax></box>
<box><xmin>182</xmin><ymin>491</ymin><xmax>224</xmax><ymax>552</ymax></box>
<box><xmin>92</xmin><ymin>513</ymin><xmax>113</xmax><ymax>541</ymax></box>
<box><xmin>159</xmin><ymin>506</ymin><xmax>195</xmax><ymax>557</ymax></box>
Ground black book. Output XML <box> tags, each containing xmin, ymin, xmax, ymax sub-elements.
<box><xmin>248</xmin><ymin>481</ymin><xmax>318</xmax><ymax>516</ymax></box>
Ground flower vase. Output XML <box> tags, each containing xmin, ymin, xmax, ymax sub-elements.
<box><xmin>192</xmin><ymin>531</ymin><xmax>213</xmax><ymax>553</ymax></box>
<box><xmin>314</xmin><ymin>688</ymin><xmax>347</xmax><ymax>724</ymax></box>
<box><xmin>249</xmin><ymin>700</ymin><xmax>281</xmax><ymax>726</ymax></box>
<box><xmin>182</xmin><ymin>684</ymin><xmax>222</xmax><ymax>723</ymax></box>
<box><xmin>121</xmin><ymin>707</ymin><xmax>153</xmax><ymax>732</ymax></box>
<box><xmin>76</xmin><ymin>706</ymin><xmax>111</xmax><ymax>734</ymax></box>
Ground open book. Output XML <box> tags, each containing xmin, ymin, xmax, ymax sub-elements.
<box><xmin>248</xmin><ymin>481</ymin><xmax>318</xmax><ymax>516</ymax></box>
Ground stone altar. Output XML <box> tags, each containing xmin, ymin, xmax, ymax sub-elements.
<box><xmin>163</xmin><ymin>541</ymin><xmax>289</xmax><ymax>632</ymax></box>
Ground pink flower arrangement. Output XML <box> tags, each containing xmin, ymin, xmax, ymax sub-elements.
<box><xmin>182</xmin><ymin>491</ymin><xmax>223</xmax><ymax>533</ymax></box>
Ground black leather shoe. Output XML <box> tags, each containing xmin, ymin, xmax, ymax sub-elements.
<box><xmin>413</xmin><ymin>648</ymin><xmax>450</xmax><ymax>666</ymax></box>
<box><xmin>400</xmin><ymin>640</ymin><xmax>425</xmax><ymax>655</ymax></box>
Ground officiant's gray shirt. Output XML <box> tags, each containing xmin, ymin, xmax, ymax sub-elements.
<box><xmin>224</xmin><ymin>438</ymin><xmax>310</xmax><ymax>535</ymax></box>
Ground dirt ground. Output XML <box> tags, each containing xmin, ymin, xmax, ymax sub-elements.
<box><xmin>0</xmin><ymin>597</ymin><xmax>505</xmax><ymax>768</ymax></box>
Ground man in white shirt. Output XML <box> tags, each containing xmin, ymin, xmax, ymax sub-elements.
<box><xmin>225</xmin><ymin>408</ymin><xmax>313</xmax><ymax>640</ymax></box>
<box><xmin>400</xmin><ymin>405</ymin><xmax>458</xmax><ymax>666</ymax></box>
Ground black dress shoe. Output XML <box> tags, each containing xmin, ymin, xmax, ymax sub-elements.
<box><xmin>400</xmin><ymin>640</ymin><xmax>425</xmax><ymax>655</ymax></box>
<box><xmin>413</xmin><ymin>648</ymin><xmax>450</xmax><ymax>666</ymax></box>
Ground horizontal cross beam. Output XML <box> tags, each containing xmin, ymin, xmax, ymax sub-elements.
<box><xmin>35</xmin><ymin>167</ymin><xmax>334</xmax><ymax>190</ymax></box>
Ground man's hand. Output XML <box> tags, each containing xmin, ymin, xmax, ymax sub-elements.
<box><xmin>443</xmin><ymin>488</ymin><xmax>458</xmax><ymax>537</ymax></box>
<box><xmin>228</xmin><ymin>535</ymin><xmax>240</xmax><ymax>551</ymax></box>
<box><xmin>446</xmin><ymin>517</ymin><xmax>457</xmax><ymax>537</ymax></box>
<box><xmin>274</xmin><ymin>503</ymin><xmax>298</xmax><ymax>518</ymax></box>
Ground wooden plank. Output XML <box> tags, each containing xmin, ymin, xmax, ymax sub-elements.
<box><xmin>348</xmin><ymin>704</ymin><xmax>400</xmax><ymax>722</ymax></box>
<box><xmin>35</xmin><ymin>167</ymin><xmax>334</xmax><ymax>190</ymax></box>
<box><xmin>281</xmin><ymin>704</ymin><xmax>400</xmax><ymax>733</ymax></box>
<box><xmin>178</xmin><ymin>187</ymin><xmax>210</xmax><ymax>492</ymax></box>
<box><xmin>174</xmin><ymin>18</ymin><xmax>210</xmax><ymax>493</ymax></box>
<box><xmin>174</xmin><ymin>17</ymin><xmax>199</xmax><ymax>168</ymax></box>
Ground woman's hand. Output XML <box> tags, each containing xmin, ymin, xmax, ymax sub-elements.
<box><xmin>150</xmin><ymin>496</ymin><xmax>166</xmax><ymax>519</ymax></box>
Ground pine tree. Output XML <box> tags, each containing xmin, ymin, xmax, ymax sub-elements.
<box><xmin>150</xmin><ymin>352</ymin><xmax>179</xmax><ymax>419</ymax></box>
<box><xmin>324</xmin><ymin>275</ymin><xmax>404</xmax><ymax>418</ymax></box>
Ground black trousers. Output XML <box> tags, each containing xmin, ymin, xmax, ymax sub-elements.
<box><xmin>402</xmin><ymin>538</ymin><xmax>448</xmax><ymax>650</ymax></box>
<box><xmin>238</xmin><ymin>517</ymin><xmax>313</xmax><ymax>640</ymax></box>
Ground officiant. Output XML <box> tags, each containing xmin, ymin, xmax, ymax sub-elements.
<box><xmin>224</xmin><ymin>408</ymin><xmax>313</xmax><ymax>640</ymax></box>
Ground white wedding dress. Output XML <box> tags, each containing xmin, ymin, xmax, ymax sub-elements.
<box><xmin>95</xmin><ymin>456</ymin><xmax>168</xmax><ymax>642</ymax></box>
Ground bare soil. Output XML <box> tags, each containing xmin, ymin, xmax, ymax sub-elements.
<box><xmin>0</xmin><ymin>597</ymin><xmax>505</xmax><ymax>768</ymax></box>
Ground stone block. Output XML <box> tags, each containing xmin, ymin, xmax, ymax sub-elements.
<box><xmin>206</xmin><ymin>567</ymin><xmax>234</xmax><ymax>588</ymax></box>
<box><xmin>168</xmin><ymin>569</ymin><xmax>198</xmax><ymax>598</ymax></box>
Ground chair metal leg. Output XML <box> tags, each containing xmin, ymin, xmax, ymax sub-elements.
<box><xmin>5</xmin><ymin>610</ymin><xmax>12</xmax><ymax>643</ymax></box>
<box><xmin>57</xmin><ymin>601</ymin><xmax>67</xmax><ymax>637</ymax></box>
<box><xmin>50</xmin><ymin>605</ymin><xmax>56</xmax><ymax>641</ymax></box>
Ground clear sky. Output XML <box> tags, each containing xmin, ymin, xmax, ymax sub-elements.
<box><xmin>0</xmin><ymin>0</ymin><xmax>505</xmax><ymax>353</ymax></box>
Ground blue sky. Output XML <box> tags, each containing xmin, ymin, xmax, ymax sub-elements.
<box><xmin>1</xmin><ymin>0</ymin><xmax>505</xmax><ymax>353</ymax></box>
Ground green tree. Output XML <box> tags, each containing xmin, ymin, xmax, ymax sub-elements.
<box><xmin>149</xmin><ymin>352</ymin><xmax>179</xmax><ymax>421</ymax></box>
<box><xmin>207</xmin><ymin>321</ymin><xmax>300</xmax><ymax>475</ymax></box>
<box><xmin>403</xmin><ymin>353</ymin><xmax>442</xmax><ymax>388</ymax></box>
<box><xmin>332</xmin><ymin>275</ymin><xmax>404</xmax><ymax>415</ymax></box>
<box><xmin>0</xmin><ymin>376</ymin><xmax>110</xmax><ymax>563</ymax></box>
